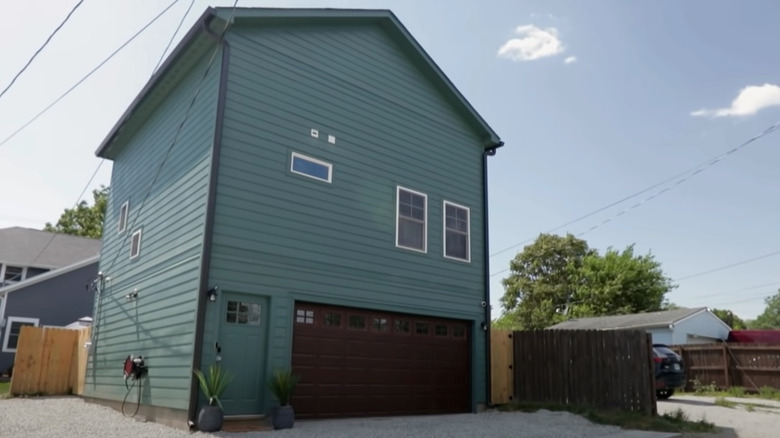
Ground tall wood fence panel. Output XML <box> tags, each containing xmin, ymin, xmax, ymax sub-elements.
<box><xmin>490</xmin><ymin>329</ymin><xmax>514</xmax><ymax>404</ymax></box>
<box><xmin>672</xmin><ymin>343</ymin><xmax>780</xmax><ymax>391</ymax></box>
<box><xmin>512</xmin><ymin>330</ymin><xmax>656</xmax><ymax>415</ymax></box>
<box><xmin>10</xmin><ymin>326</ymin><xmax>91</xmax><ymax>396</ymax></box>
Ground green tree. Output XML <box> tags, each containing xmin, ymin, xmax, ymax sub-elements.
<box><xmin>710</xmin><ymin>308</ymin><xmax>747</xmax><ymax>330</ymax></box>
<box><xmin>44</xmin><ymin>185</ymin><xmax>108</xmax><ymax>239</ymax></box>
<box><xmin>567</xmin><ymin>245</ymin><xmax>676</xmax><ymax>319</ymax></box>
<box><xmin>499</xmin><ymin>234</ymin><xmax>676</xmax><ymax>329</ymax></box>
<box><xmin>749</xmin><ymin>290</ymin><xmax>780</xmax><ymax>329</ymax></box>
<box><xmin>500</xmin><ymin>233</ymin><xmax>596</xmax><ymax>329</ymax></box>
<box><xmin>491</xmin><ymin>312</ymin><xmax>523</xmax><ymax>330</ymax></box>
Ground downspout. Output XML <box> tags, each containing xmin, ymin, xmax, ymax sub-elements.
<box><xmin>188</xmin><ymin>14</ymin><xmax>230</xmax><ymax>427</ymax></box>
<box><xmin>482</xmin><ymin>140</ymin><xmax>504</xmax><ymax>409</ymax></box>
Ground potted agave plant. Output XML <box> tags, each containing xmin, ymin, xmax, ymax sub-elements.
<box><xmin>268</xmin><ymin>368</ymin><xmax>300</xmax><ymax>430</ymax></box>
<box><xmin>193</xmin><ymin>364</ymin><xmax>233</xmax><ymax>432</ymax></box>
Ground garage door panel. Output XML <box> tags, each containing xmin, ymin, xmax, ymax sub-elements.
<box><xmin>292</xmin><ymin>302</ymin><xmax>470</xmax><ymax>418</ymax></box>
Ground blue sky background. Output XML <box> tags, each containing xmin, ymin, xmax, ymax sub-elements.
<box><xmin>2</xmin><ymin>0</ymin><xmax>780</xmax><ymax>321</ymax></box>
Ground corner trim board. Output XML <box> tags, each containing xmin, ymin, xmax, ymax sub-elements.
<box><xmin>188</xmin><ymin>20</ymin><xmax>230</xmax><ymax>425</ymax></box>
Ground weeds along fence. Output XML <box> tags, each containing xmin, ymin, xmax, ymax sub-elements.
<box><xmin>671</xmin><ymin>343</ymin><xmax>780</xmax><ymax>392</ymax></box>
<box><xmin>10</xmin><ymin>325</ymin><xmax>91</xmax><ymax>396</ymax></box>
<box><xmin>491</xmin><ymin>329</ymin><xmax>656</xmax><ymax>415</ymax></box>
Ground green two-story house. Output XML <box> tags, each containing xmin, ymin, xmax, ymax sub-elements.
<box><xmin>84</xmin><ymin>7</ymin><xmax>503</xmax><ymax>428</ymax></box>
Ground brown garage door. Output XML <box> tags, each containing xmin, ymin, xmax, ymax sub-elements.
<box><xmin>291</xmin><ymin>302</ymin><xmax>471</xmax><ymax>418</ymax></box>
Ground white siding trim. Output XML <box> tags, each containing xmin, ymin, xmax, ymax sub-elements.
<box><xmin>395</xmin><ymin>186</ymin><xmax>427</xmax><ymax>253</ymax></box>
<box><xmin>2</xmin><ymin>316</ymin><xmax>39</xmax><ymax>353</ymax></box>
<box><xmin>442</xmin><ymin>200</ymin><xmax>471</xmax><ymax>263</ymax></box>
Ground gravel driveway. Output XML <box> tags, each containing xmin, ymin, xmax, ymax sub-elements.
<box><xmin>657</xmin><ymin>395</ymin><xmax>780</xmax><ymax>438</ymax></box>
<box><xmin>0</xmin><ymin>396</ymin><xmax>633</xmax><ymax>438</ymax></box>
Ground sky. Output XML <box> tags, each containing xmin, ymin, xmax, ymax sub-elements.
<box><xmin>2</xmin><ymin>0</ymin><xmax>780</xmax><ymax>321</ymax></box>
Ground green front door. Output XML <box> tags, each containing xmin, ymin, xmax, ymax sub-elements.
<box><xmin>218</xmin><ymin>293</ymin><xmax>268</xmax><ymax>415</ymax></box>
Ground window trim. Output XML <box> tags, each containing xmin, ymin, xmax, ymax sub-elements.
<box><xmin>2</xmin><ymin>316</ymin><xmax>40</xmax><ymax>353</ymax></box>
<box><xmin>130</xmin><ymin>229</ymin><xmax>142</xmax><ymax>260</ymax></box>
<box><xmin>118</xmin><ymin>201</ymin><xmax>129</xmax><ymax>234</ymax></box>
<box><xmin>443</xmin><ymin>200</ymin><xmax>471</xmax><ymax>263</ymax></box>
<box><xmin>395</xmin><ymin>186</ymin><xmax>428</xmax><ymax>253</ymax></box>
<box><xmin>290</xmin><ymin>152</ymin><xmax>333</xmax><ymax>183</ymax></box>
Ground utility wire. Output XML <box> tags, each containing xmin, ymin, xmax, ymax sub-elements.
<box><xmin>104</xmin><ymin>1</ymin><xmax>240</xmax><ymax>275</ymax></box>
<box><xmin>152</xmin><ymin>0</ymin><xmax>196</xmax><ymax>74</ymax></box>
<box><xmin>30</xmin><ymin>159</ymin><xmax>105</xmax><ymax>266</ymax></box>
<box><xmin>490</xmin><ymin>120</ymin><xmax>780</xmax><ymax>260</ymax></box>
<box><xmin>0</xmin><ymin>0</ymin><xmax>85</xmax><ymax>101</ymax></box>
<box><xmin>0</xmin><ymin>0</ymin><xmax>182</xmax><ymax>149</ymax></box>
<box><xmin>674</xmin><ymin>249</ymin><xmax>780</xmax><ymax>282</ymax></box>
<box><xmin>490</xmin><ymin>119</ymin><xmax>780</xmax><ymax>279</ymax></box>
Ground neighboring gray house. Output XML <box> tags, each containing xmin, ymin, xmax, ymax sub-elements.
<box><xmin>0</xmin><ymin>227</ymin><xmax>102</xmax><ymax>287</ymax></box>
<box><xmin>548</xmin><ymin>307</ymin><xmax>732</xmax><ymax>345</ymax></box>
<box><xmin>0</xmin><ymin>256</ymin><xmax>99</xmax><ymax>373</ymax></box>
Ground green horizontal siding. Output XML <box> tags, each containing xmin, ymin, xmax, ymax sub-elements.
<box><xmin>84</xmin><ymin>49</ymin><xmax>221</xmax><ymax>411</ymax></box>
<box><xmin>202</xmin><ymin>22</ymin><xmax>487</xmax><ymax>413</ymax></box>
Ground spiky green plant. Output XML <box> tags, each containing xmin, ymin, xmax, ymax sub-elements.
<box><xmin>193</xmin><ymin>365</ymin><xmax>233</xmax><ymax>408</ymax></box>
<box><xmin>268</xmin><ymin>368</ymin><xmax>300</xmax><ymax>406</ymax></box>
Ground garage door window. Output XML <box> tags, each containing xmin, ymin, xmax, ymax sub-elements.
<box><xmin>296</xmin><ymin>309</ymin><xmax>315</xmax><ymax>324</ymax></box>
<box><xmin>323</xmin><ymin>312</ymin><xmax>341</xmax><ymax>327</ymax></box>
<box><xmin>348</xmin><ymin>315</ymin><xmax>366</xmax><ymax>329</ymax></box>
<box><xmin>394</xmin><ymin>320</ymin><xmax>410</xmax><ymax>333</ymax></box>
<box><xmin>415</xmin><ymin>322</ymin><xmax>429</xmax><ymax>335</ymax></box>
<box><xmin>435</xmin><ymin>324</ymin><xmax>448</xmax><ymax>337</ymax></box>
<box><xmin>372</xmin><ymin>317</ymin><xmax>388</xmax><ymax>332</ymax></box>
<box><xmin>453</xmin><ymin>326</ymin><xmax>466</xmax><ymax>338</ymax></box>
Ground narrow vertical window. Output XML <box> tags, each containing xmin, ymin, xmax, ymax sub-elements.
<box><xmin>130</xmin><ymin>229</ymin><xmax>142</xmax><ymax>259</ymax></box>
<box><xmin>444</xmin><ymin>201</ymin><xmax>470</xmax><ymax>262</ymax></box>
<box><xmin>396</xmin><ymin>186</ymin><xmax>427</xmax><ymax>252</ymax></box>
<box><xmin>118</xmin><ymin>201</ymin><xmax>129</xmax><ymax>233</ymax></box>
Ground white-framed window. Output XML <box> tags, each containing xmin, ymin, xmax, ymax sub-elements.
<box><xmin>130</xmin><ymin>229</ymin><xmax>142</xmax><ymax>259</ymax></box>
<box><xmin>2</xmin><ymin>316</ymin><xmax>39</xmax><ymax>353</ymax></box>
<box><xmin>118</xmin><ymin>200</ymin><xmax>129</xmax><ymax>234</ymax></box>
<box><xmin>396</xmin><ymin>186</ymin><xmax>427</xmax><ymax>252</ymax></box>
<box><xmin>443</xmin><ymin>201</ymin><xmax>470</xmax><ymax>262</ymax></box>
<box><xmin>290</xmin><ymin>152</ymin><xmax>333</xmax><ymax>183</ymax></box>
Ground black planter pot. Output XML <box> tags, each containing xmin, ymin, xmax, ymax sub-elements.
<box><xmin>272</xmin><ymin>405</ymin><xmax>295</xmax><ymax>430</ymax></box>
<box><xmin>197</xmin><ymin>405</ymin><xmax>224</xmax><ymax>432</ymax></box>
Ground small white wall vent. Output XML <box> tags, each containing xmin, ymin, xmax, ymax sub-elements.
<box><xmin>310</xmin><ymin>129</ymin><xmax>319</xmax><ymax>138</ymax></box>
<box><xmin>328</xmin><ymin>135</ymin><xmax>336</xmax><ymax>144</ymax></box>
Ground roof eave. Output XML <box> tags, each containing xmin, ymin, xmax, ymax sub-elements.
<box><xmin>94</xmin><ymin>7</ymin><xmax>219</xmax><ymax>159</ymax></box>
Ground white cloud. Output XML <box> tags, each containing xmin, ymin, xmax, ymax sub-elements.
<box><xmin>691</xmin><ymin>83</ymin><xmax>780</xmax><ymax>117</ymax></box>
<box><xmin>564</xmin><ymin>56</ymin><xmax>577</xmax><ymax>64</ymax></box>
<box><xmin>498</xmin><ymin>25</ymin><xmax>565</xmax><ymax>62</ymax></box>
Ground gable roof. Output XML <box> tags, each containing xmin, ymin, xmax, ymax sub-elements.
<box><xmin>0</xmin><ymin>255</ymin><xmax>99</xmax><ymax>297</ymax></box>
<box><xmin>547</xmin><ymin>307</ymin><xmax>712</xmax><ymax>330</ymax></box>
<box><xmin>95</xmin><ymin>7</ymin><xmax>501</xmax><ymax>159</ymax></box>
<box><xmin>0</xmin><ymin>227</ymin><xmax>101</xmax><ymax>269</ymax></box>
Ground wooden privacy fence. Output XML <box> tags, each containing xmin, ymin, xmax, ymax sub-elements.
<box><xmin>671</xmin><ymin>343</ymin><xmax>780</xmax><ymax>391</ymax></box>
<box><xmin>10</xmin><ymin>326</ymin><xmax>91</xmax><ymax>396</ymax></box>
<box><xmin>492</xmin><ymin>329</ymin><xmax>656</xmax><ymax>415</ymax></box>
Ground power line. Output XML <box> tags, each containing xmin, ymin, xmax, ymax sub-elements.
<box><xmin>678</xmin><ymin>280</ymin><xmax>780</xmax><ymax>303</ymax></box>
<box><xmin>489</xmin><ymin>119</ymin><xmax>780</xmax><ymax>261</ymax></box>
<box><xmin>674</xmin><ymin>249</ymin><xmax>780</xmax><ymax>282</ymax></box>
<box><xmin>104</xmin><ymin>1</ymin><xmax>240</xmax><ymax>274</ymax></box>
<box><xmin>489</xmin><ymin>119</ymin><xmax>780</xmax><ymax>279</ymax></box>
<box><xmin>30</xmin><ymin>159</ymin><xmax>105</xmax><ymax>266</ymax></box>
<box><xmin>153</xmin><ymin>0</ymin><xmax>196</xmax><ymax>74</ymax></box>
<box><xmin>0</xmin><ymin>0</ymin><xmax>182</xmax><ymax>149</ymax></box>
<box><xmin>0</xmin><ymin>0</ymin><xmax>85</xmax><ymax>101</ymax></box>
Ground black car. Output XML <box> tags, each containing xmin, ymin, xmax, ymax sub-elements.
<box><xmin>653</xmin><ymin>344</ymin><xmax>686</xmax><ymax>399</ymax></box>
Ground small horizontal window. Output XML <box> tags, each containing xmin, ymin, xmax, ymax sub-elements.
<box><xmin>291</xmin><ymin>152</ymin><xmax>332</xmax><ymax>183</ymax></box>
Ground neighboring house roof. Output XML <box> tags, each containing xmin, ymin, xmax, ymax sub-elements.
<box><xmin>0</xmin><ymin>227</ymin><xmax>101</xmax><ymax>269</ymax></box>
<box><xmin>0</xmin><ymin>255</ymin><xmax>100</xmax><ymax>297</ymax></box>
<box><xmin>548</xmin><ymin>307</ymin><xmax>713</xmax><ymax>330</ymax></box>
<box><xmin>95</xmin><ymin>7</ymin><xmax>502</xmax><ymax>159</ymax></box>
